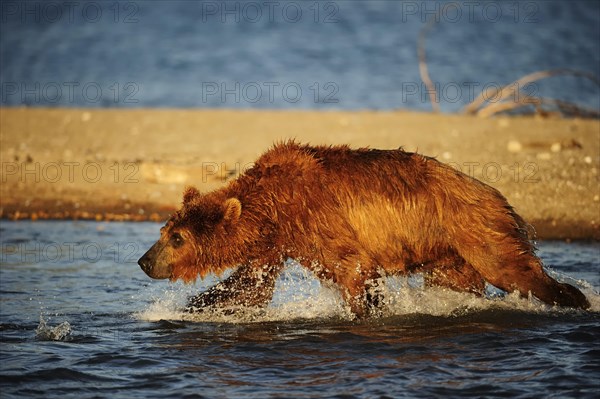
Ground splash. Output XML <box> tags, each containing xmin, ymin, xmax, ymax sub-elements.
<box><xmin>35</xmin><ymin>315</ymin><xmax>72</xmax><ymax>341</ymax></box>
<box><xmin>135</xmin><ymin>263</ymin><xmax>352</xmax><ymax>323</ymax></box>
<box><xmin>135</xmin><ymin>263</ymin><xmax>599</xmax><ymax>323</ymax></box>
<box><xmin>582</xmin><ymin>285</ymin><xmax>600</xmax><ymax>312</ymax></box>
<box><xmin>134</xmin><ymin>286</ymin><xmax>190</xmax><ymax>322</ymax></box>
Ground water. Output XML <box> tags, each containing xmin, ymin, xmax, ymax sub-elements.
<box><xmin>1</xmin><ymin>0</ymin><xmax>599</xmax><ymax>111</ymax></box>
<box><xmin>0</xmin><ymin>220</ymin><xmax>599</xmax><ymax>398</ymax></box>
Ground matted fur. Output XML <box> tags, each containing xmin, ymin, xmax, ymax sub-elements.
<box><xmin>138</xmin><ymin>141</ymin><xmax>590</xmax><ymax>316</ymax></box>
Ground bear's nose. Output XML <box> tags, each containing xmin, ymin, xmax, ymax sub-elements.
<box><xmin>138</xmin><ymin>255</ymin><xmax>151</xmax><ymax>273</ymax></box>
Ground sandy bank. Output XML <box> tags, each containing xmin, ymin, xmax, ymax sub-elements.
<box><xmin>1</xmin><ymin>107</ymin><xmax>598</xmax><ymax>239</ymax></box>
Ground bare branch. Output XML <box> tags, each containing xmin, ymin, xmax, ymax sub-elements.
<box><xmin>417</xmin><ymin>17</ymin><xmax>440</xmax><ymax>113</ymax></box>
<box><xmin>463</xmin><ymin>69</ymin><xmax>600</xmax><ymax>115</ymax></box>
<box><xmin>476</xmin><ymin>95</ymin><xmax>600</xmax><ymax>119</ymax></box>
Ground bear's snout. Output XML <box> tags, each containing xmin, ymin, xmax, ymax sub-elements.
<box><xmin>138</xmin><ymin>243</ymin><xmax>172</xmax><ymax>279</ymax></box>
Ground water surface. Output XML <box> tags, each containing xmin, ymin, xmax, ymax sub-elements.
<box><xmin>0</xmin><ymin>221</ymin><xmax>599</xmax><ymax>398</ymax></box>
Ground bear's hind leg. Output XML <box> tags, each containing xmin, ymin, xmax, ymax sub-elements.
<box><xmin>185</xmin><ymin>263</ymin><xmax>284</xmax><ymax>313</ymax></box>
<box><xmin>502</xmin><ymin>256</ymin><xmax>590</xmax><ymax>309</ymax></box>
<box><xmin>455</xmin><ymin>237</ymin><xmax>590</xmax><ymax>309</ymax></box>
<box><xmin>423</xmin><ymin>255</ymin><xmax>486</xmax><ymax>296</ymax></box>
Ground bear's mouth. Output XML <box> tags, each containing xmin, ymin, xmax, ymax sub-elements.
<box><xmin>153</xmin><ymin>264</ymin><xmax>173</xmax><ymax>280</ymax></box>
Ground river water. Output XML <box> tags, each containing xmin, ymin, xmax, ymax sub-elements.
<box><xmin>1</xmin><ymin>0</ymin><xmax>599</xmax><ymax>111</ymax></box>
<box><xmin>0</xmin><ymin>220</ymin><xmax>598</xmax><ymax>398</ymax></box>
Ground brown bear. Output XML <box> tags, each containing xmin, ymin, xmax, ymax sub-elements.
<box><xmin>138</xmin><ymin>142</ymin><xmax>590</xmax><ymax>317</ymax></box>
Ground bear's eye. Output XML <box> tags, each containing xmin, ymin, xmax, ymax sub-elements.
<box><xmin>170</xmin><ymin>232</ymin><xmax>184</xmax><ymax>247</ymax></box>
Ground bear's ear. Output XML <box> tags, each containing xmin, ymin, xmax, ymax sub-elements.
<box><xmin>183</xmin><ymin>186</ymin><xmax>201</xmax><ymax>205</ymax></box>
<box><xmin>223</xmin><ymin>198</ymin><xmax>242</xmax><ymax>224</ymax></box>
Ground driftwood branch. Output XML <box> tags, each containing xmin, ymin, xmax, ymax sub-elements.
<box><xmin>475</xmin><ymin>95</ymin><xmax>600</xmax><ymax>119</ymax></box>
<box><xmin>463</xmin><ymin>69</ymin><xmax>600</xmax><ymax>116</ymax></box>
<box><xmin>417</xmin><ymin>17</ymin><xmax>440</xmax><ymax>113</ymax></box>
<box><xmin>415</xmin><ymin>13</ymin><xmax>599</xmax><ymax>118</ymax></box>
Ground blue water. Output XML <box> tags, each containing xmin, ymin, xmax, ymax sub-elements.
<box><xmin>1</xmin><ymin>0</ymin><xmax>599</xmax><ymax>111</ymax></box>
<box><xmin>0</xmin><ymin>220</ymin><xmax>599</xmax><ymax>398</ymax></box>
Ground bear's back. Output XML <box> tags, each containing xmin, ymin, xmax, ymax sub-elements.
<box><xmin>254</xmin><ymin>141</ymin><xmax>422</xmax><ymax>177</ymax></box>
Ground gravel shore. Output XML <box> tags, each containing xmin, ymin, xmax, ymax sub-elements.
<box><xmin>1</xmin><ymin>108</ymin><xmax>598</xmax><ymax>239</ymax></box>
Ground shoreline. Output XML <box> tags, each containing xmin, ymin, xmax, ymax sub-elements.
<box><xmin>1</xmin><ymin>107</ymin><xmax>599</xmax><ymax>240</ymax></box>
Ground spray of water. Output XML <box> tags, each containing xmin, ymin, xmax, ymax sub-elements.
<box><xmin>135</xmin><ymin>262</ymin><xmax>599</xmax><ymax>323</ymax></box>
<box><xmin>35</xmin><ymin>315</ymin><xmax>72</xmax><ymax>341</ymax></box>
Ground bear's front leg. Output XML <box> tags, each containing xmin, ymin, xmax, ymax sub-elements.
<box><xmin>341</xmin><ymin>274</ymin><xmax>385</xmax><ymax>319</ymax></box>
<box><xmin>185</xmin><ymin>263</ymin><xmax>284</xmax><ymax>313</ymax></box>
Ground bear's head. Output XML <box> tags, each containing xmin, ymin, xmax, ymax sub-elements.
<box><xmin>138</xmin><ymin>186</ymin><xmax>244</xmax><ymax>282</ymax></box>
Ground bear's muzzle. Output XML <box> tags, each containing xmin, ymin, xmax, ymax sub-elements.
<box><xmin>138</xmin><ymin>243</ymin><xmax>172</xmax><ymax>279</ymax></box>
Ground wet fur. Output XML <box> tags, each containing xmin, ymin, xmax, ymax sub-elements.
<box><xmin>139</xmin><ymin>142</ymin><xmax>590</xmax><ymax>317</ymax></box>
